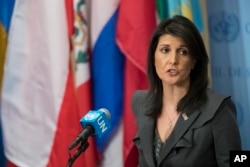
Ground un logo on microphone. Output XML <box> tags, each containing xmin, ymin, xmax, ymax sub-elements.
<box><xmin>209</xmin><ymin>11</ymin><xmax>239</xmax><ymax>43</ymax></box>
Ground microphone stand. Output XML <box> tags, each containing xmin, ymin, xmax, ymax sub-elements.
<box><xmin>67</xmin><ymin>140</ymin><xmax>89</xmax><ymax>167</ymax></box>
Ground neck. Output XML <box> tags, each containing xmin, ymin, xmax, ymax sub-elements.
<box><xmin>164</xmin><ymin>86</ymin><xmax>188</xmax><ymax>101</ymax></box>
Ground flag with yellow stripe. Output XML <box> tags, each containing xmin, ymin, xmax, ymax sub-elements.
<box><xmin>0</xmin><ymin>1</ymin><xmax>15</xmax><ymax>166</ymax></box>
<box><xmin>0</xmin><ymin>0</ymin><xmax>15</xmax><ymax>92</ymax></box>
<box><xmin>156</xmin><ymin>0</ymin><xmax>203</xmax><ymax>32</ymax></box>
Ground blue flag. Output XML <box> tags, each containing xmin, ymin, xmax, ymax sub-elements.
<box><xmin>207</xmin><ymin>0</ymin><xmax>250</xmax><ymax>149</ymax></box>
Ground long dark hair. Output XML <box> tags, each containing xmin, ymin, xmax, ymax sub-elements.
<box><xmin>145</xmin><ymin>15</ymin><xmax>209</xmax><ymax>117</ymax></box>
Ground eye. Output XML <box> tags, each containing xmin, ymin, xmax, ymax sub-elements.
<box><xmin>178</xmin><ymin>48</ymin><xmax>189</xmax><ymax>55</ymax></box>
<box><xmin>160</xmin><ymin>47</ymin><xmax>169</xmax><ymax>53</ymax></box>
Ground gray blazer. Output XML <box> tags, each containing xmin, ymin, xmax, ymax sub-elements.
<box><xmin>132</xmin><ymin>88</ymin><xmax>241</xmax><ymax>167</ymax></box>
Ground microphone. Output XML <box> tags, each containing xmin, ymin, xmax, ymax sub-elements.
<box><xmin>68</xmin><ymin>108</ymin><xmax>111</xmax><ymax>150</ymax></box>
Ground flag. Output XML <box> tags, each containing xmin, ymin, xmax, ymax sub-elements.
<box><xmin>90</xmin><ymin>0</ymin><xmax>124</xmax><ymax>152</ymax></box>
<box><xmin>1</xmin><ymin>0</ymin><xmax>94</xmax><ymax>166</ymax></box>
<box><xmin>157</xmin><ymin>0</ymin><xmax>203</xmax><ymax>31</ymax></box>
<box><xmin>0</xmin><ymin>1</ymin><xmax>15</xmax><ymax>166</ymax></box>
<box><xmin>116</xmin><ymin>0</ymin><xmax>157</xmax><ymax>166</ymax></box>
<box><xmin>0</xmin><ymin>0</ymin><xmax>15</xmax><ymax>91</ymax></box>
<box><xmin>70</xmin><ymin>0</ymin><xmax>99</xmax><ymax>166</ymax></box>
<box><xmin>206</xmin><ymin>0</ymin><xmax>250</xmax><ymax>150</ymax></box>
<box><xmin>89</xmin><ymin>0</ymin><xmax>124</xmax><ymax>166</ymax></box>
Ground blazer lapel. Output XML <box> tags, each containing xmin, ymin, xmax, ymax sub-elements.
<box><xmin>157</xmin><ymin>110</ymin><xmax>201</xmax><ymax>166</ymax></box>
<box><xmin>139</xmin><ymin>114</ymin><xmax>156</xmax><ymax>167</ymax></box>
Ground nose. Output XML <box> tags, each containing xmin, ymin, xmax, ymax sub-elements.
<box><xmin>168</xmin><ymin>52</ymin><xmax>178</xmax><ymax>65</ymax></box>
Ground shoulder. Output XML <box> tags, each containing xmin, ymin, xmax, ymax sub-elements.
<box><xmin>195</xmin><ymin>88</ymin><xmax>236</xmax><ymax>122</ymax></box>
<box><xmin>206</xmin><ymin>88</ymin><xmax>229</xmax><ymax>105</ymax></box>
<box><xmin>131</xmin><ymin>90</ymin><xmax>148</xmax><ymax>116</ymax></box>
<box><xmin>204</xmin><ymin>88</ymin><xmax>233</xmax><ymax>115</ymax></box>
<box><xmin>190</xmin><ymin>88</ymin><xmax>238</xmax><ymax>131</ymax></box>
<box><xmin>131</xmin><ymin>90</ymin><xmax>148</xmax><ymax>104</ymax></box>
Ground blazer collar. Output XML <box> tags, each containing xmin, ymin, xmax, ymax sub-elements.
<box><xmin>139</xmin><ymin>114</ymin><xmax>156</xmax><ymax>167</ymax></box>
<box><xmin>138</xmin><ymin>110</ymin><xmax>201</xmax><ymax>167</ymax></box>
<box><xmin>157</xmin><ymin>110</ymin><xmax>201</xmax><ymax>166</ymax></box>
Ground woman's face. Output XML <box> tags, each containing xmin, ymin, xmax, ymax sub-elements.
<box><xmin>154</xmin><ymin>34</ymin><xmax>196</xmax><ymax>87</ymax></box>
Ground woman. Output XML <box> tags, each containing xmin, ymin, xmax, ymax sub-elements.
<box><xmin>131</xmin><ymin>15</ymin><xmax>241</xmax><ymax>167</ymax></box>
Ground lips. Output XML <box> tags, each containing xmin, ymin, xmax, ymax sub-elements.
<box><xmin>167</xmin><ymin>69</ymin><xmax>178</xmax><ymax>75</ymax></box>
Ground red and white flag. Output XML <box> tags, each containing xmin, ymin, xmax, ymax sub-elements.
<box><xmin>1</xmin><ymin>0</ymin><xmax>97</xmax><ymax>166</ymax></box>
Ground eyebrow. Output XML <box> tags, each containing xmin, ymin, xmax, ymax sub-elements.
<box><xmin>179</xmin><ymin>45</ymin><xmax>188</xmax><ymax>48</ymax></box>
<box><xmin>158</xmin><ymin>44</ymin><xmax>188</xmax><ymax>48</ymax></box>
